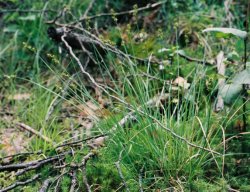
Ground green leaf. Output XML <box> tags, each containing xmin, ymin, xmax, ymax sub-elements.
<box><xmin>219</xmin><ymin>69</ymin><xmax>250</xmax><ymax>104</ymax></box>
<box><xmin>19</xmin><ymin>15</ymin><xmax>36</xmax><ymax>21</ymax></box>
<box><xmin>231</xmin><ymin>69</ymin><xmax>250</xmax><ymax>85</ymax></box>
<box><xmin>220</xmin><ymin>84</ymin><xmax>242</xmax><ymax>104</ymax></box>
<box><xmin>202</xmin><ymin>27</ymin><xmax>247</xmax><ymax>39</ymax></box>
<box><xmin>3</xmin><ymin>25</ymin><xmax>18</xmax><ymax>33</ymax></box>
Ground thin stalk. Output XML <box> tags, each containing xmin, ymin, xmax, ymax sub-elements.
<box><xmin>242</xmin><ymin>0</ymin><xmax>249</xmax><ymax>153</ymax></box>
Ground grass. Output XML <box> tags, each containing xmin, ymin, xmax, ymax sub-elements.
<box><xmin>0</xmin><ymin>0</ymin><xmax>249</xmax><ymax>191</ymax></box>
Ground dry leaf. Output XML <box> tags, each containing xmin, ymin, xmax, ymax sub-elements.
<box><xmin>8</xmin><ymin>93</ymin><xmax>31</xmax><ymax>101</ymax></box>
<box><xmin>173</xmin><ymin>77</ymin><xmax>190</xmax><ymax>89</ymax></box>
<box><xmin>0</xmin><ymin>128</ymin><xmax>29</xmax><ymax>163</ymax></box>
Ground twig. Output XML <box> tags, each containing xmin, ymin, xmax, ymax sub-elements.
<box><xmin>69</xmin><ymin>170</ymin><xmax>78</xmax><ymax>192</ymax></box>
<box><xmin>15</xmin><ymin>156</ymin><xmax>67</xmax><ymax>176</ymax></box>
<box><xmin>50</xmin><ymin>26</ymin><xmax>161</xmax><ymax>65</ymax></box>
<box><xmin>39</xmin><ymin>177</ymin><xmax>53</xmax><ymax>192</ymax></box>
<box><xmin>110</xmin><ymin>93</ymin><xmax>169</xmax><ymax>132</ymax></box>
<box><xmin>0</xmin><ymin>151</ymin><xmax>42</xmax><ymax>162</ymax></box>
<box><xmin>139</xmin><ymin>165</ymin><xmax>144</xmax><ymax>192</ymax></box>
<box><xmin>82</xmin><ymin>0</ymin><xmax>96</xmax><ymax>19</ymax></box>
<box><xmin>224</xmin><ymin>0</ymin><xmax>234</xmax><ymax>27</ymax></box>
<box><xmin>60</xmin><ymin>27</ymin><xmax>131</xmax><ymax>107</ymax></box>
<box><xmin>115</xmin><ymin>150</ymin><xmax>130</xmax><ymax>192</ymax></box>
<box><xmin>82</xmin><ymin>165</ymin><xmax>91</xmax><ymax>192</ymax></box>
<box><xmin>75</xmin><ymin>1</ymin><xmax>167</xmax><ymax>24</ymax></box>
<box><xmin>0</xmin><ymin>174</ymin><xmax>40</xmax><ymax>192</ymax></box>
<box><xmin>55</xmin><ymin>134</ymin><xmax>106</xmax><ymax>149</ymax></box>
<box><xmin>80</xmin><ymin>152</ymin><xmax>95</xmax><ymax>192</ymax></box>
<box><xmin>0</xmin><ymin>151</ymin><xmax>71</xmax><ymax>172</ymax></box>
<box><xmin>196</xmin><ymin>116</ymin><xmax>221</xmax><ymax>175</ymax></box>
<box><xmin>52</xmin><ymin>170</ymin><xmax>69</xmax><ymax>192</ymax></box>
<box><xmin>143</xmin><ymin>111</ymin><xmax>221</xmax><ymax>155</ymax></box>
<box><xmin>46</xmin><ymin>7</ymin><xmax>68</xmax><ymax>24</ymax></box>
<box><xmin>176</xmin><ymin>51</ymin><xmax>214</xmax><ymax>65</ymax></box>
<box><xmin>0</xmin><ymin>9</ymin><xmax>56</xmax><ymax>13</ymax></box>
<box><xmin>45</xmin><ymin>73</ymin><xmax>77</xmax><ymax>122</ymax></box>
<box><xmin>16</xmin><ymin>122</ymin><xmax>54</xmax><ymax>144</ymax></box>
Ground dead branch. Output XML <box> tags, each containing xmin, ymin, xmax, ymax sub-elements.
<box><xmin>0</xmin><ymin>174</ymin><xmax>40</xmax><ymax>192</ymax></box>
<box><xmin>74</xmin><ymin>0</ymin><xmax>167</xmax><ymax>24</ymax></box>
<box><xmin>176</xmin><ymin>51</ymin><xmax>214</xmax><ymax>65</ymax></box>
<box><xmin>53</xmin><ymin>170</ymin><xmax>69</xmax><ymax>192</ymax></box>
<box><xmin>49</xmin><ymin>26</ymin><xmax>161</xmax><ymax>65</ymax></box>
<box><xmin>0</xmin><ymin>9</ymin><xmax>56</xmax><ymax>13</ymax></box>
<box><xmin>82</xmin><ymin>165</ymin><xmax>91</xmax><ymax>192</ymax></box>
<box><xmin>80</xmin><ymin>152</ymin><xmax>95</xmax><ymax>192</ymax></box>
<box><xmin>60</xmin><ymin>27</ymin><xmax>131</xmax><ymax>107</ymax></box>
<box><xmin>39</xmin><ymin>177</ymin><xmax>53</xmax><ymax>192</ymax></box>
<box><xmin>16</xmin><ymin>122</ymin><xmax>54</xmax><ymax>144</ymax></box>
<box><xmin>46</xmin><ymin>7</ymin><xmax>68</xmax><ymax>24</ymax></box>
<box><xmin>0</xmin><ymin>150</ymin><xmax>42</xmax><ymax>162</ymax></box>
<box><xmin>115</xmin><ymin>150</ymin><xmax>130</xmax><ymax>192</ymax></box>
<box><xmin>82</xmin><ymin>0</ymin><xmax>96</xmax><ymax>19</ymax></box>
<box><xmin>0</xmin><ymin>151</ymin><xmax>71</xmax><ymax>172</ymax></box>
<box><xmin>69</xmin><ymin>170</ymin><xmax>78</xmax><ymax>192</ymax></box>
<box><xmin>15</xmin><ymin>156</ymin><xmax>64</xmax><ymax>176</ymax></box>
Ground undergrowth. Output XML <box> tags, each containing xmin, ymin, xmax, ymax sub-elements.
<box><xmin>0</xmin><ymin>0</ymin><xmax>249</xmax><ymax>191</ymax></box>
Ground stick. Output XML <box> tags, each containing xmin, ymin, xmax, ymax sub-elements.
<box><xmin>0</xmin><ymin>9</ymin><xmax>56</xmax><ymax>13</ymax></box>
<box><xmin>0</xmin><ymin>151</ymin><xmax>71</xmax><ymax>172</ymax></box>
<box><xmin>75</xmin><ymin>1</ymin><xmax>167</xmax><ymax>24</ymax></box>
<box><xmin>115</xmin><ymin>150</ymin><xmax>130</xmax><ymax>192</ymax></box>
<box><xmin>16</xmin><ymin>122</ymin><xmax>54</xmax><ymax>144</ymax></box>
<box><xmin>139</xmin><ymin>166</ymin><xmax>144</xmax><ymax>192</ymax></box>
<box><xmin>81</xmin><ymin>152</ymin><xmax>95</xmax><ymax>192</ymax></box>
<box><xmin>82</xmin><ymin>0</ymin><xmax>96</xmax><ymax>19</ymax></box>
<box><xmin>39</xmin><ymin>177</ymin><xmax>53</xmax><ymax>192</ymax></box>
<box><xmin>0</xmin><ymin>174</ymin><xmax>40</xmax><ymax>192</ymax></box>
<box><xmin>69</xmin><ymin>170</ymin><xmax>78</xmax><ymax>192</ymax></box>
<box><xmin>176</xmin><ymin>51</ymin><xmax>214</xmax><ymax>65</ymax></box>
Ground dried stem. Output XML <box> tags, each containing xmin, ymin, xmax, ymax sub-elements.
<box><xmin>16</xmin><ymin>122</ymin><xmax>54</xmax><ymax>144</ymax></box>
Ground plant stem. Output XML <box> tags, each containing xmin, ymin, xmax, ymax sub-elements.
<box><xmin>242</xmin><ymin>0</ymin><xmax>249</xmax><ymax>154</ymax></box>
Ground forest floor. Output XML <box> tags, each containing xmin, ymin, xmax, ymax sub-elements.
<box><xmin>0</xmin><ymin>1</ymin><xmax>250</xmax><ymax>191</ymax></box>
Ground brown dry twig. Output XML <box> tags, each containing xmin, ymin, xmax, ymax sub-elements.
<box><xmin>16</xmin><ymin>122</ymin><xmax>54</xmax><ymax>144</ymax></box>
